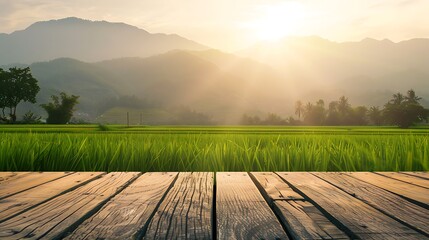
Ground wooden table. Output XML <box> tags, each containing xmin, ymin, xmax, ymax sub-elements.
<box><xmin>0</xmin><ymin>172</ymin><xmax>428</xmax><ymax>239</ymax></box>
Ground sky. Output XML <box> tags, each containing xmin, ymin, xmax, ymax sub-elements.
<box><xmin>0</xmin><ymin>0</ymin><xmax>428</xmax><ymax>51</ymax></box>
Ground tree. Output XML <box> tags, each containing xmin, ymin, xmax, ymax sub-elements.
<box><xmin>351</xmin><ymin>106</ymin><xmax>368</xmax><ymax>125</ymax></box>
<box><xmin>303</xmin><ymin>100</ymin><xmax>325</xmax><ymax>125</ymax></box>
<box><xmin>0</xmin><ymin>67</ymin><xmax>39</xmax><ymax>123</ymax></box>
<box><xmin>41</xmin><ymin>92</ymin><xmax>79</xmax><ymax>124</ymax></box>
<box><xmin>295</xmin><ymin>100</ymin><xmax>304</xmax><ymax>120</ymax></box>
<box><xmin>368</xmin><ymin>106</ymin><xmax>383</xmax><ymax>125</ymax></box>
<box><xmin>383</xmin><ymin>89</ymin><xmax>428</xmax><ymax>128</ymax></box>
<box><xmin>325</xmin><ymin>101</ymin><xmax>340</xmax><ymax>125</ymax></box>
<box><xmin>0</xmin><ymin>69</ymin><xmax>7</xmax><ymax>122</ymax></box>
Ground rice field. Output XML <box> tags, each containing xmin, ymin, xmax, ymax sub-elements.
<box><xmin>0</xmin><ymin>125</ymin><xmax>428</xmax><ymax>172</ymax></box>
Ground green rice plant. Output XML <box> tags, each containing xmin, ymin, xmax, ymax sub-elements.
<box><xmin>0</xmin><ymin>126</ymin><xmax>428</xmax><ymax>172</ymax></box>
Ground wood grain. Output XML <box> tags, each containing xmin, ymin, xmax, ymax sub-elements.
<box><xmin>347</xmin><ymin>172</ymin><xmax>429</xmax><ymax>206</ymax></box>
<box><xmin>217</xmin><ymin>172</ymin><xmax>289</xmax><ymax>240</ymax></box>
<box><xmin>278</xmin><ymin>172</ymin><xmax>424</xmax><ymax>239</ymax></box>
<box><xmin>0</xmin><ymin>172</ymin><xmax>139</xmax><ymax>239</ymax></box>
<box><xmin>314</xmin><ymin>172</ymin><xmax>429</xmax><ymax>236</ymax></box>
<box><xmin>0</xmin><ymin>172</ymin><xmax>104</xmax><ymax>222</ymax></box>
<box><xmin>376</xmin><ymin>172</ymin><xmax>429</xmax><ymax>188</ymax></box>
<box><xmin>0</xmin><ymin>172</ymin><xmax>72</xmax><ymax>199</ymax></box>
<box><xmin>0</xmin><ymin>172</ymin><xmax>31</xmax><ymax>183</ymax></box>
<box><xmin>251</xmin><ymin>172</ymin><xmax>348</xmax><ymax>239</ymax></box>
<box><xmin>65</xmin><ymin>172</ymin><xmax>177</xmax><ymax>240</ymax></box>
<box><xmin>144</xmin><ymin>172</ymin><xmax>213</xmax><ymax>239</ymax></box>
<box><xmin>402</xmin><ymin>172</ymin><xmax>429</xmax><ymax>180</ymax></box>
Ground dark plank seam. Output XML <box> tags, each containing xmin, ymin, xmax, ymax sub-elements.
<box><xmin>135</xmin><ymin>172</ymin><xmax>180</xmax><ymax>240</ymax></box>
<box><xmin>311</xmin><ymin>173</ymin><xmax>429</xmax><ymax>238</ymax></box>
<box><xmin>0</xmin><ymin>172</ymin><xmax>75</xmax><ymax>200</ymax></box>
<box><xmin>0</xmin><ymin>172</ymin><xmax>32</xmax><ymax>184</ymax></box>
<box><xmin>373</xmin><ymin>172</ymin><xmax>429</xmax><ymax>189</ymax></box>
<box><xmin>274</xmin><ymin>172</ymin><xmax>359</xmax><ymax>240</ymax></box>
<box><xmin>212</xmin><ymin>172</ymin><xmax>217</xmax><ymax>240</ymax></box>
<box><xmin>248</xmin><ymin>172</ymin><xmax>294</xmax><ymax>240</ymax></box>
<box><xmin>52</xmin><ymin>172</ymin><xmax>142</xmax><ymax>240</ymax></box>
<box><xmin>346</xmin><ymin>173</ymin><xmax>429</xmax><ymax>210</ymax></box>
<box><xmin>401</xmin><ymin>172</ymin><xmax>429</xmax><ymax>180</ymax></box>
<box><xmin>0</xmin><ymin>173</ymin><xmax>106</xmax><ymax>224</ymax></box>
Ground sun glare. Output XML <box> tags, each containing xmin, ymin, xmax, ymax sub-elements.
<box><xmin>243</xmin><ymin>2</ymin><xmax>307</xmax><ymax>41</ymax></box>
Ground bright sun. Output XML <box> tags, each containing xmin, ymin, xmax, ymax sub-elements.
<box><xmin>243</xmin><ymin>2</ymin><xmax>307</xmax><ymax>41</ymax></box>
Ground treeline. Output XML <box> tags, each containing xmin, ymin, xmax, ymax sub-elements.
<box><xmin>242</xmin><ymin>90</ymin><xmax>429</xmax><ymax>128</ymax></box>
<box><xmin>0</xmin><ymin>67</ymin><xmax>79</xmax><ymax>124</ymax></box>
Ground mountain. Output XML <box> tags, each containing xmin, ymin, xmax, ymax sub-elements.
<box><xmin>3</xmin><ymin>50</ymin><xmax>289</xmax><ymax>123</ymax></box>
<box><xmin>238</xmin><ymin>36</ymin><xmax>429</xmax><ymax>107</ymax></box>
<box><xmin>0</xmin><ymin>17</ymin><xmax>208</xmax><ymax>65</ymax></box>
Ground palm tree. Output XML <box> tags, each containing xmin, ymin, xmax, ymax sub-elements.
<box><xmin>368</xmin><ymin>106</ymin><xmax>382</xmax><ymax>125</ymax></box>
<box><xmin>390</xmin><ymin>93</ymin><xmax>404</xmax><ymax>105</ymax></box>
<box><xmin>295</xmin><ymin>100</ymin><xmax>304</xmax><ymax>120</ymax></box>
<box><xmin>337</xmin><ymin>96</ymin><xmax>350</xmax><ymax>116</ymax></box>
<box><xmin>405</xmin><ymin>89</ymin><xmax>421</xmax><ymax>104</ymax></box>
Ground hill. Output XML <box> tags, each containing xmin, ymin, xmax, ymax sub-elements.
<box><xmin>3</xmin><ymin>51</ymin><xmax>289</xmax><ymax>123</ymax></box>
<box><xmin>0</xmin><ymin>17</ymin><xmax>208</xmax><ymax>65</ymax></box>
<box><xmin>238</xmin><ymin>36</ymin><xmax>429</xmax><ymax>107</ymax></box>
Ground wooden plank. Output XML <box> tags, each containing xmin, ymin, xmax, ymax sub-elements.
<box><xmin>0</xmin><ymin>172</ymin><xmax>104</xmax><ymax>222</ymax></box>
<box><xmin>144</xmin><ymin>172</ymin><xmax>213</xmax><ymax>239</ymax></box>
<box><xmin>314</xmin><ymin>172</ymin><xmax>429</xmax><ymax>236</ymax></box>
<box><xmin>65</xmin><ymin>172</ymin><xmax>177</xmax><ymax>240</ymax></box>
<box><xmin>402</xmin><ymin>172</ymin><xmax>429</xmax><ymax>180</ymax></box>
<box><xmin>347</xmin><ymin>172</ymin><xmax>429</xmax><ymax>206</ymax></box>
<box><xmin>217</xmin><ymin>172</ymin><xmax>289</xmax><ymax>240</ymax></box>
<box><xmin>251</xmin><ymin>172</ymin><xmax>348</xmax><ymax>239</ymax></box>
<box><xmin>250</xmin><ymin>172</ymin><xmax>304</xmax><ymax>201</ymax></box>
<box><xmin>0</xmin><ymin>172</ymin><xmax>139</xmax><ymax>239</ymax></box>
<box><xmin>278</xmin><ymin>172</ymin><xmax>424</xmax><ymax>239</ymax></box>
<box><xmin>0</xmin><ymin>172</ymin><xmax>72</xmax><ymax>199</ymax></box>
<box><xmin>0</xmin><ymin>172</ymin><xmax>31</xmax><ymax>183</ymax></box>
<box><xmin>376</xmin><ymin>172</ymin><xmax>429</xmax><ymax>188</ymax></box>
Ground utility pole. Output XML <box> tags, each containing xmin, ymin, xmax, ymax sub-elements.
<box><xmin>140</xmin><ymin>113</ymin><xmax>143</xmax><ymax>125</ymax></box>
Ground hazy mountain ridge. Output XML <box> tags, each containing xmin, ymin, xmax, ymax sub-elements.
<box><xmin>1</xmin><ymin>18</ymin><xmax>428</xmax><ymax>123</ymax></box>
<box><xmin>2</xmin><ymin>50</ymin><xmax>290</xmax><ymax>123</ymax></box>
<box><xmin>238</xmin><ymin>36</ymin><xmax>429</xmax><ymax>107</ymax></box>
<box><xmin>0</xmin><ymin>17</ymin><xmax>208</xmax><ymax>65</ymax></box>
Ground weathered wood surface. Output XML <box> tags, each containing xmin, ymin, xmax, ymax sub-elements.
<box><xmin>376</xmin><ymin>172</ymin><xmax>429</xmax><ymax>188</ymax></box>
<box><xmin>278</xmin><ymin>172</ymin><xmax>424</xmax><ymax>239</ymax></box>
<box><xmin>0</xmin><ymin>172</ymin><xmax>31</xmax><ymax>183</ymax></box>
<box><xmin>66</xmin><ymin>172</ymin><xmax>177</xmax><ymax>240</ymax></box>
<box><xmin>347</xmin><ymin>172</ymin><xmax>429</xmax><ymax>206</ymax></box>
<box><xmin>0</xmin><ymin>172</ymin><xmax>71</xmax><ymax>199</ymax></box>
<box><xmin>0</xmin><ymin>171</ymin><xmax>427</xmax><ymax>239</ymax></box>
<box><xmin>0</xmin><ymin>172</ymin><xmax>104</xmax><ymax>222</ymax></box>
<box><xmin>145</xmin><ymin>172</ymin><xmax>213</xmax><ymax>239</ymax></box>
<box><xmin>314</xmin><ymin>172</ymin><xmax>429</xmax><ymax>236</ymax></box>
<box><xmin>217</xmin><ymin>172</ymin><xmax>289</xmax><ymax>240</ymax></box>
<box><xmin>0</xmin><ymin>172</ymin><xmax>139</xmax><ymax>239</ymax></box>
<box><xmin>251</xmin><ymin>172</ymin><xmax>349</xmax><ymax>240</ymax></box>
<box><xmin>403</xmin><ymin>172</ymin><xmax>429</xmax><ymax>180</ymax></box>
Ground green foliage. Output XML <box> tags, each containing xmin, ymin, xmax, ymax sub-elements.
<box><xmin>0</xmin><ymin>67</ymin><xmax>40</xmax><ymax>123</ymax></box>
<box><xmin>303</xmin><ymin>100</ymin><xmax>325</xmax><ymax>125</ymax></box>
<box><xmin>0</xmin><ymin>126</ymin><xmax>428</xmax><ymax>172</ymax></box>
<box><xmin>41</xmin><ymin>92</ymin><xmax>79</xmax><ymax>124</ymax></box>
<box><xmin>296</xmin><ymin>92</ymin><xmax>428</xmax><ymax>127</ymax></box>
<box><xmin>21</xmin><ymin>111</ymin><xmax>42</xmax><ymax>124</ymax></box>
<box><xmin>368</xmin><ymin>106</ymin><xmax>383</xmax><ymax>125</ymax></box>
<box><xmin>383</xmin><ymin>90</ymin><xmax>428</xmax><ymax>128</ymax></box>
<box><xmin>97</xmin><ymin>124</ymin><xmax>111</xmax><ymax>131</ymax></box>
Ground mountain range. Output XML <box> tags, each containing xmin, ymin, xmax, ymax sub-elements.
<box><xmin>0</xmin><ymin>17</ymin><xmax>207</xmax><ymax>65</ymax></box>
<box><xmin>1</xmin><ymin>18</ymin><xmax>428</xmax><ymax>123</ymax></box>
